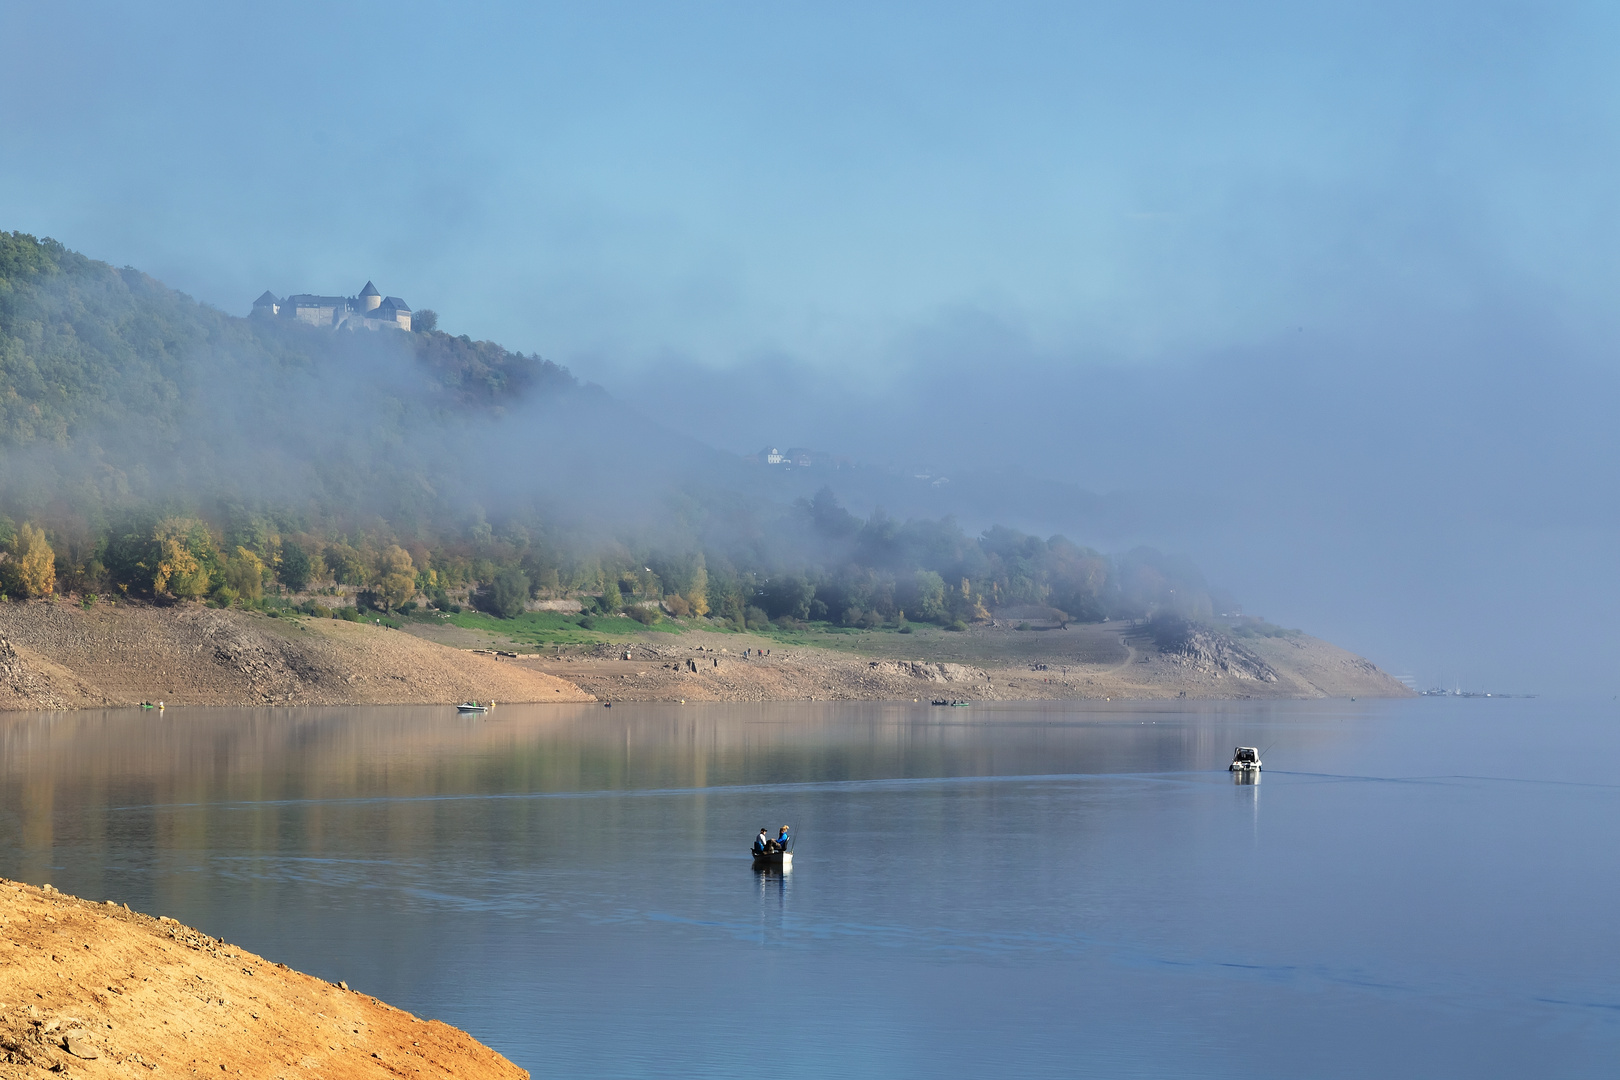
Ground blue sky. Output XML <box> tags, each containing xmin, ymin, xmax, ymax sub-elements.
<box><xmin>5</xmin><ymin>1</ymin><xmax>1620</xmax><ymax>690</ymax></box>
<box><xmin>6</xmin><ymin>1</ymin><xmax>1617</xmax><ymax>371</ymax></box>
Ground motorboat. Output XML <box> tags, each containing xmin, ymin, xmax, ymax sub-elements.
<box><xmin>1229</xmin><ymin>746</ymin><xmax>1261</xmax><ymax>773</ymax></box>
<box><xmin>456</xmin><ymin>701</ymin><xmax>490</xmax><ymax>714</ymax></box>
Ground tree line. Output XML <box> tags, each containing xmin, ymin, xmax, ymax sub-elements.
<box><xmin>0</xmin><ymin>488</ymin><xmax>1222</xmax><ymax>631</ymax></box>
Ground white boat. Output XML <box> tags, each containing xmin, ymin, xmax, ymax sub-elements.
<box><xmin>1229</xmin><ymin>746</ymin><xmax>1261</xmax><ymax>772</ymax></box>
<box><xmin>456</xmin><ymin>701</ymin><xmax>489</xmax><ymax>714</ymax></box>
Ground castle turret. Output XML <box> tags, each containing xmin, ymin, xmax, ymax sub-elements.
<box><xmin>251</xmin><ymin>290</ymin><xmax>280</xmax><ymax>317</ymax></box>
<box><xmin>359</xmin><ymin>280</ymin><xmax>382</xmax><ymax>312</ymax></box>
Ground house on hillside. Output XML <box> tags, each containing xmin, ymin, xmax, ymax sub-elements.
<box><xmin>251</xmin><ymin>280</ymin><xmax>413</xmax><ymax>331</ymax></box>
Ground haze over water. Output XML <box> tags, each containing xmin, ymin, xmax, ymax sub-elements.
<box><xmin>2</xmin><ymin>700</ymin><xmax>1617</xmax><ymax>1078</ymax></box>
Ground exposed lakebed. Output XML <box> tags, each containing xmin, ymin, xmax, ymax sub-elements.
<box><xmin>0</xmin><ymin>699</ymin><xmax>1616</xmax><ymax>1078</ymax></box>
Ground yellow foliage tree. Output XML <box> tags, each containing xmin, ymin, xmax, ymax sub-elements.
<box><xmin>684</xmin><ymin>559</ymin><xmax>709</xmax><ymax>618</ymax></box>
<box><xmin>11</xmin><ymin>524</ymin><xmax>55</xmax><ymax>598</ymax></box>
<box><xmin>223</xmin><ymin>547</ymin><xmax>265</xmax><ymax>602</ymax></box>
<box><xmin>152</xmin><ymin>518</ymin><xmax>216</xmax><ymax>600</ymax></box>
<box><xmin>374</xmin><ymin>545</ymin><xmax>416</xmax><ymax>610</ymax></box>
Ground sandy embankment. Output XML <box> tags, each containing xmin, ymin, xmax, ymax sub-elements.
<box><xmin>0</xmin><ymin>601</ymin><xmax>593</xmax><ymax>710</ymax></box>
<box><xmin>0</xmin><ymin>879</ymin><xmax>525</xmax><ymax>1079</ymax></box>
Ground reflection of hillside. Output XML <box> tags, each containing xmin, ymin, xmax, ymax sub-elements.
<box><xmin>0</xmin><ymin>701</ymin><xmax>1357</xmax><ymax>813</ymax></box>
<box><xmin>0</xmin><ymin>702</ymin><xmax>1365</xmax><ymax>955</ymax></box>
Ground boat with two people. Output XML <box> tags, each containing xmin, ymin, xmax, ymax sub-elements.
<box><xmin>751</xmin><ymin>825</ymin><xmax>794</xmax><ymax>871</ymax></box>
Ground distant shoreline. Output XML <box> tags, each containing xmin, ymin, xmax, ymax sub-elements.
<box><xmin>0</xmin><ymin>600</ymin><xmax>1409</xmax><ymax>711</ymax></box>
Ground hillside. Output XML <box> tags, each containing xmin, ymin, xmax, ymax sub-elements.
<box><xmin>0</xmin><ymin>230</ymin><xmax>1406</xmax><ymax>685</ymax></box>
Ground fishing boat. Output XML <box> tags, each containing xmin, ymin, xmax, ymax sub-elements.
<box><xmin>1228</xmin><ymin>746</ymin><xmax>1261</xmax><ymax>773</ymax></box>
<box><xmin>456</xmin><ymin>701</ymin><xmax>489</xmax><ymax>714</ymax></box>
<box><xmin>751</xmin><ymin>828</ymin><xmax>794</xmax><ymax>871</ymax></box>
<box><xmin>751</xmin><ymin>849</ymin><xmax>793</xmax><ymax>871</ymax></box>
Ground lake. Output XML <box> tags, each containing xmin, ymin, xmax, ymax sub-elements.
<box><xmin>1</xmin><ymin>698</ymin><xmax>1617</xmax><ymax>1078</ymax></box>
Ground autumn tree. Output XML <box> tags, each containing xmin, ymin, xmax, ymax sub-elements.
<box><xmin>8</xmin><ymin>523</ymin><xmax>55</xmax><ymax>598</ymax></box>
<box><xmin>152</xmin><ymin>518</ymin><xmax>216</xmax><ymax>600</ymax></box>
<box><xmin>221</xmin><ymin>547</ymin><xmax>265</xmax><ymax>602</ymax></box>
<box><xmin>374</xmin><ymin>545</ymin><xmax>416</xmax><ymax>610</ymax></box>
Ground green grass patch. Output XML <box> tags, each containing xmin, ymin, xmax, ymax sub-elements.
<box><xmin>443</xmin><ymin>608</ymin><xmax>684</xmax><ymax>646</ymax></box>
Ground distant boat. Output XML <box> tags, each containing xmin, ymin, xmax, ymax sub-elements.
<box><xmin>1229</xmin><ymin>746</ymin><xmax>1261</xmax><ymax>773</ymax></box>
<box><xmin>456</xmin><ymin>701</ymin><xmax>489</xmax><ymax>714</ymax></box>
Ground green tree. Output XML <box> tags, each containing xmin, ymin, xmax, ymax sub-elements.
<box><xmin>601</xmin><ymin>578</ymin><xmax>623</xmax><ymax>613</ymax></box>
<box><xmin>278</xmin><ymin>541</ymin><xmax>312</xmax><ymax>591</ymax></box>
<box><xmin>911</xmin><ymin>569</ymin><xmax>949</xmax><ymax>623</ymax></box>
<box><xmin>490</xmin><ymin>568</ymin><xmax>530</xmax><ymax>618</ymax></box>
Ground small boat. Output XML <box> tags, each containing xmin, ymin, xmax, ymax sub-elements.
<box><xmin>456</xmin><ymin>701</ymin><xmax>489</xmax><ymax>714</ymax></box>
<box><xmin>1229</xmin><ymin>746</ymin><xmax>1261</xmax><ymax>773</ymax></box>
<box><xmin>751</xmin><ymin>849</ymin><xmax>792</xmax><ymax>871</ymax></box>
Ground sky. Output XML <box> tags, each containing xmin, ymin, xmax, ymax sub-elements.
<box><xmin>3</xmin><ymin>0</ymin><xmax>1619</xmax><ymax>692</ymax></box>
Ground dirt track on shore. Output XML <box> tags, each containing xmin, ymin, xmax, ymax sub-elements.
<box><xmin>0</xmin><ymin>879</ymin><xmax>526</xmax><ymax>1079</ymax></box>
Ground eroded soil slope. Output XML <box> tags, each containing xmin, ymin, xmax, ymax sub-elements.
<box><xmin>0</xmin><ymin>602</ymin><xmax>592</xmax><ymax>710</ymax></box>
<box><xmin>0</xmin><ymin>879</ymin><xmax>526</xmax><ymax>1080</ymax></box>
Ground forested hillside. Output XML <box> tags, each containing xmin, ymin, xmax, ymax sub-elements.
<box><xmin>0</xmin><ymin>231</ymin><xmax>1222</xmax><ymax>630</ymax></box>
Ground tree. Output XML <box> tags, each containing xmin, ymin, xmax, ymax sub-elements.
<box><xmin>601</xmin><ymin>579</ymin><xmax>623</xmax><ymax>613</ymax></box>
<box><xmin>9</xmin><ymin>523</ymin><xmax>54</xmax><ymax>598</ymax></box>
<box><xmin>490</xmin><ymin>568</ymin><xmax>529</xmax><ymax>618</ymax></box>
<box><xmin>152</xmin><ymin>518</ymin><xmax>216</xmax><ymax>600</ymax></box>
<box><xmin>278</xmin><ymin>541</ymin><xmax>312</xmax><ymax>591</ymax></box>
<box><xmin>910</xmin><ymin>569</ymin><xmax>948</xmax><ymax>623</ymax></box>
<box><xmin>221</xmin><ymin>547</ymin><xmax>265</xmax><ymax>602</ymax></box>
<box><xmin>374</xmin><ymin>545</ymin><xmax>417</xmax><ymax>610</ymax></box>
<box><xmin>413</xmin><ymin>309</ymin><xmax>438</xmax><ymax>333</ymax></box>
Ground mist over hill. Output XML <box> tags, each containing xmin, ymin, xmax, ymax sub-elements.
<box><xmin>0</xmin><ymin>231</ymin><xmax>1224</xmax><ymax>631</ymax></box>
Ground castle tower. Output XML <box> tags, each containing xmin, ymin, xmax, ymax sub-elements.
<box><xmin>359</xmin><ymin>280</ymin><xmax>382</xmax><ymax>312</ymax></box>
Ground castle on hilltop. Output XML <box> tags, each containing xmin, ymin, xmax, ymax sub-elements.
<box><xmin>251</xmin><ymin>281</ymin><xmax>412</xmax><ymax>331</ymax></box>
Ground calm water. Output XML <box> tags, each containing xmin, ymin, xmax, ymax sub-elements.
<box><xmin>1</xmin><ymin>699</ymin><xmax>1618</xmax><ymax>1078</ymax></box>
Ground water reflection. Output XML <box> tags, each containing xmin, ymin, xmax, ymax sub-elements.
<box><xmin>0</xmin><ymin>699</ymin><xmax>1614</xmax><ymax>1080</ymax></box>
